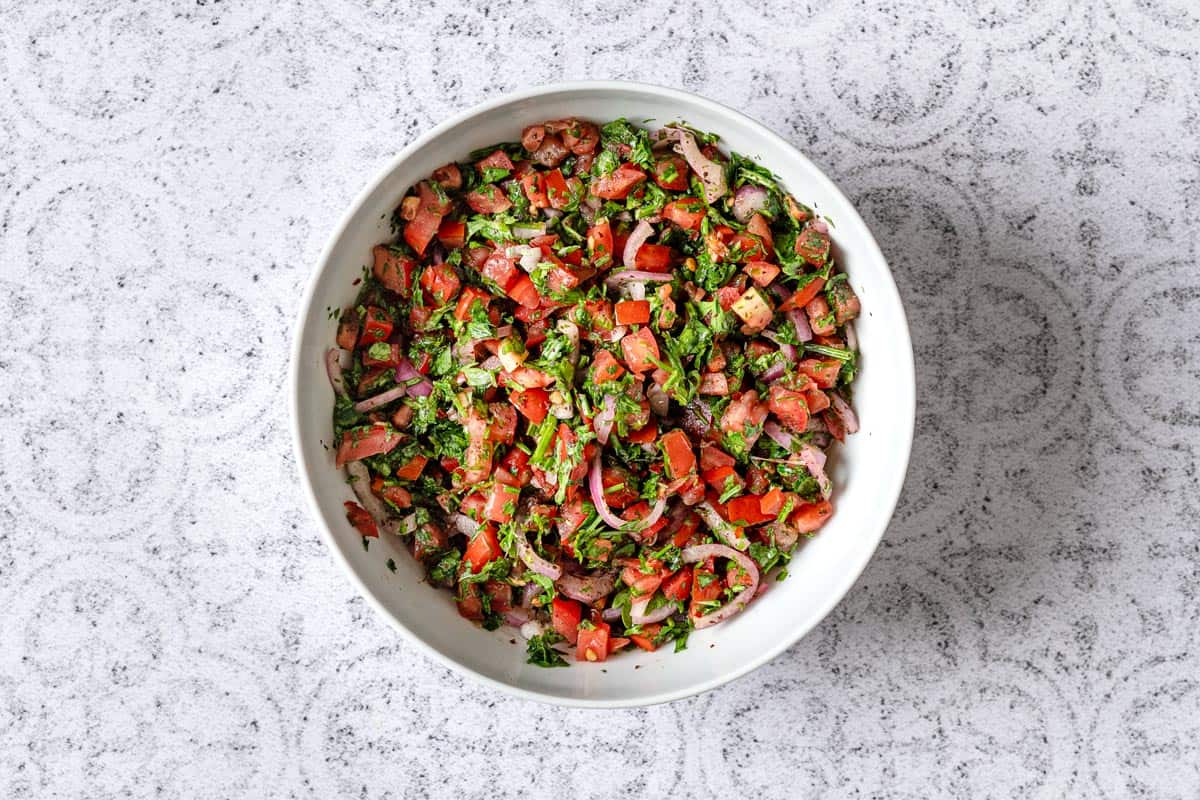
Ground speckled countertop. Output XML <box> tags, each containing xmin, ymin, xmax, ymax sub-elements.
<box><xmin>1</xmin><ymin>2</ymin><xmax>1198</xmax><ymax>797</ymax></box>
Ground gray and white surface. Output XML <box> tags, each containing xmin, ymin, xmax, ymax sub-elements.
<box><xmin>1</xmin><ymin>1</ymin><xmax>1198</xmax><ymax>797</ymax></box>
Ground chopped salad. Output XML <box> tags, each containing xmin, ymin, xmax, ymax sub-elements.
<box><xmin>326</xmin><ymin>117</ymin><xmax>861</xmax><ymax>666</ymax></box>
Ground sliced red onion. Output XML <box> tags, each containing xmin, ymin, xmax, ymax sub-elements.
<box><xmin>681</xmin><ymin>544</ymin><xmax>761</xmax><ymax>629</ymax></box>
<box><xmin>646</xmin><ymin>382</ymin><xmax>670</xmax><ymax>417</ymax></box>
<box><xmin>639</xmin><ymin>493</ymin><xmax>668</xmax><ymax>533</ymax></box>
<box><xmin>844</xmin><ymin>321</ymin><xmax>858</xmax><ymax>351</ymax></box>
<box><xmin>830</xmin><ymin>391</ymin><xmax>859</xmax><ymax>434</ymax></box>
<box><xmin>599</xmin><ymin>324</ymin><xmax>628</xmax><ymax>344</ymax></box>
<box><xmin>628</xmin><ymin>282</ymin><xmax>647</xmax><ymax>302</ymax></box>
<box><xmin>589</xmin><ymin>452</ymin><xmax>628</xmax><ymax>529</ymax></box>
<box><xmin>696</xmin><ymin>500</ymin><xmax>749</xmax><ymax>550</ymax></box>
<box><xmin>732</xmin><ymin>184</ymin><xmax>769</xmax><ymax>223</ymax></box>
<box><xmin>554</xmin><ymin>319</ymin><xmax>580</xmax><ymax>364</ymax></box>
<box><xmin>515</xmin><ymin>534</ymin><xmax>563</xmax><ymax>579</ymax></box>
<box><xmin>451</xmin><ymin>513</ymin><xmax>479</xmax><ymax>537</ymax></box>
<box><xmin>759</xmin><ymin>362</ymin><xmax>787</xmax><ymax>383</ymax></box>
<box><xmin>667</xmin><ymin>127</ymin><xmax>728</xmax><ymax>203</ymax></box>
<box><xmin>798</xmin><ymin>444</ymin><xmax>832</xmax><ymax>499</ymax></box>
<box><xmin>622</xmin><ymin>219</ymin><xmax>655</xmax><ymax>268</ymax></box>
<box><xmin>393</xmin><ymin>358</ymin><xmax>433</xmax><ymax>398</ymax></box>
<box><xmin>763</xmin><ymin>421</ymin><xmax>794</xmax><ymax>451</ymax></box>
<box><xmin>542</xmin><ymin>207</ymin><xmax>563</xmax><ymax>220</ymax></box>
<box><xmin>406</xmin><ymin>378</ymin><xmax>433</xmax><ymax>398</ymax></box>
<box><xmin>325</xmin><ymin>348</ymin><xmax>347</xmax><ymax>397</ymax></box>
<box><xmin>517</xmin><ymin>617</ymin><xmax>543</xmax><ymax>639</ymax></box>
<box><xmin>601</xmin><ymin>606</ymin><xmax>624</xmax><ymax>622</ymax></box>
<box><xmin>631</xmin><ymin>595</ymin><xmax>676</xmax><ymax>625</ymax></box>
<box><xmin>512</xmin><ymin>223</ymin><xmax>547</xmax><ymax>239</ymax></box>
<box><xmin>556</xmin><ymin>570</ymin><xmax>616</xmax><ymax>603</ymax></box>
<box><xmin>480</xmin><ymin>354</ymin><xmax>502</xmax><ymax>372</ymax></box>
<box><xmin>761</xmin><ymin>331</ymin><xmax>798</xmax><ymax>362</ymax></box>
<box><xmin>811</xmin><ymin>218</ymin><xmax>829</xmax><ymax>234</ymax></box>
<box><xmin>811</xmin><ymin>431</ymin><xmax>832</xmax><ymax>449</ymax></box>
<box><xmin>594</xmin><ymin>394</ymin><xmax>617</xmax><ymax>445</ymax></box>
<box><xmin>603</xmin><ymin>270</ymin><xmax>675</xmax><ymax>289</ymax></box>
<box><xmin>354</xmin><ymin>384</ymin><xmax>409</xmax><ymax>413</ymax></box>
<box><xmin>805</xmin><ymin>414</ymin><xmax>828</xmax><ymax>433</ymax></box>
<box><xmin>786</xmin><ymin>309</ymin><xmax>813</xmax><ymax>343</ymax></box>
<box><xmin>345</xmin><ymin>461</ymin><xmax>398</xmax><ymax>534</ymax></box>
<box><xmin>506</xmin><ymin>244</ymin><xmax>543</xmax><ymax>273</ymax></box>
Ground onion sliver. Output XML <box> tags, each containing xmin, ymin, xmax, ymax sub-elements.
<box><xmin>696</xmin><ymin>500</ymin><xmax>749</xmax><ymax>550</ymax></box>
<box><xmin>680</xmin><ymin>544</ymin><xmax>761</xmax><ymax>629</ymax></box>
<box><xmin>325</xmin><ymin>348</ymin><xmax>347</xmax><ymax>397</ymax></box>
<box><xmin>556</xmin><ymin>571</ymin><xmax>616</xmax><ymax>603</ymax></box>
<box><xmin>631</xmin><ymin>595</ymin><xmax>676</xmax><ymax>625</ymax></box>
<box><xmin>515</xmin><ymin>534</ymin><xmax>563</xmax><ymax>579</ymax></box>
<box><xmin>622</xmin><ymin>219</ymin><xmax>655</xmax><ymax>268</ymax></box>
<box><xmin>588</xmin><ymin>452</ymin><xmax>628</xmax><ymax>529</ymax></box>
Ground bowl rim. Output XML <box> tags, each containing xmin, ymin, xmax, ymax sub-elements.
<box><xmin>289</xmin><ymin>79</ymin><xmax>916</xmax><ymax>708</ymax></box>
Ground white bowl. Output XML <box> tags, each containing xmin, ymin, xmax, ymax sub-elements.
<box><xmin>290</xmin><ymin>81</ymin><xmax>914</xmax><ymax>707</ymax></box>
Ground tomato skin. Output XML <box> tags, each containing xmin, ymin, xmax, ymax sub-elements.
<box><xmin>487</xmin><ymin>403</ymin><xmax>518</xmax><ymax>445</ymax></box>
<box><xmin>344</xmin><ymin>501</ymin><xmax>379</xmax><ymax>538</ymax></box>
<box><xmin>759</xmin><ymin>486</ymin><xmax>785</xmax><ymax>517</ymax></box>
<box><xmin>614</xmin><ymin>300</ymin><xmax>651</xmax><ymax>325</ymax></box>
<box><xmin>629</xmin><ymin>632</ymin><xmax>659</xmax><ymax>652</ymax></box>
<box><xmin>768</xmin><ymin>384</ymin><xmax>811</xmax><ymax>432</ymax></box>
<box><xmin>620</xmin><ymin>327</ymin><xmax>660</xmax><ymax>375</ymax></box>
<box><xmin>437</xmin><ymin>218</ymin><xmax>466</xmax><ymax>249</ymax></box>
<box><xmin>701</xmin><ymin>464</ymin><xmax>743</xmax><ymax>495</ymax></box>
<box><xmin>520</xmin><ymin>171</ymin><xmax>549</xmax><ymax>208</ymax></box>
<box><xmin>465</xmin><ymin>186</ymin><xmax>513</xmax><ymax>215</ymax></box>
<box><xmin>805</xmin><ymin>388</ymin><xmax>831</xmax><ymax>414</ymax></box>
<box><xmin>795</xmin><ymin>223</ymin><xmax>831</xmax><ymax>265</ymax></box>
<box><xmin>625</xmin><ymin>423</ymin><xmax>658</xmax><ymax>444</ymax></box>
<box><xmin>671</xmin><ymin>511</ymin><xmax>701</xmax><ymax>547</ymax></box>
<box><xmin>481</xmin><ymin>251</ymin><xmax>519</xmax><ymax>291</ymax></box>
<box><xmin>576</xmin><ymin>622</ymin><xmax>611</xmax><ymax>662</ymax></box>
<box><xmin>632</xmin><ymin>243</ymin><xmax>673</xmax><ymax>272</ymax></box>
<box><xmin>689</xmin><ymin>561</ymin><xmax>723</xmax><ymax>619</ymax></box>
<box><xmin>419</xmin><ymin>263</ymin><xmax>462</xmax><ymax>307</ymax></box>
<box><xmin>463</xmin><ymin>525</ymin><xmax>502</xmax><ymax>573</ymax></box>
<box><xmin>335</xmin><ymin>423</ymin><xmax>402</xmax><ymax>468</ymax></box>
<box><xmin>798</xmin><ymin>358</ymin><xmax>841</xmax><ymax>389</ymax></box>
<box><xmin>591</xmin><ymin>349</ymin><xmax>626</xmax><ymax>384</ymax></box>
<box><xmin>394</xmin><ymin>454</ymin><xmax>428</xmax><ymax>481</ymax></box>
<box><xmin>552</xmin><ymin>598</ymin><xmax>583</xmax><ymax>644</ymax></box>
<box><xmin>507</xmin><ymin>275</ymin><xmax>541</xmax><ymax>309</ymax></box>
<box><xmin>653</xmin><ymin>156</ymin><xmax>690</xmax><ymax>191</ymax></box>
<box><xmin>790</xmin><ymin>499</ymin><xmax>834</xmax><ymax>533</ymax></box>
<box><xmin>508</xmin><ymin>387</ymin><xmax>549</xmax><ymax>424</ymax></box>
<box><xmin>601</xmin><ymin>466</ymin><xmax>640</xmax><ymax>509</ymax></box>
<box><xmin>404</xmin><ymin>182</ymin><xmax>448</xmax><ymax>256</ymax></box>
<box><xmin>725</xmin><ymin>495</ymin><xmax>772</xmax><ymax>525</ymax></box>
<box><xmin>358</xmin><ymin>306</ymin><xmax>393</xmax><ymax>347</ymax></box>
<box><xmin>622</xmin><ymin>501</ymin><xmax>669</xmax><ymax>541</ymax></box>
<box><xmin>823</xmin><ymin>409</ymin><xmax>847</xmax><ymax>442</ymax></box>
<box><xmin>499</xmin><ymin>447</ymin><xmax>532</xmax><ymax>485</ymax></box>
<box><xmin>590</xmin><ymin>163</ymin><xmax>647</xmax><ymax>200</ymax></box>
<box><xmin>729</xmin><ymin>231</ymin><xmax>768</xmax><ymax>262</ymax></box>
<box><xmin>587</xmin><ymin>218</ymin><xmax>615</xmax><ymax>269</ymax></box>
<box><xmin>454</xmin><ymin>285</ymin><xmax>491</xmax><ymax>322</ymax></box>
<box><xmin>659</xmin><ymin>429</ymin><xmax>696</xmax><ymax>479</ymax></box>
<box><xmin>482</xmin><ymin>474</ymin><xmax>521</xmax><ymax>524</ymax></box>
<box><xmin>746</xmin><ymin>213</ymin><xmax>774</xmax><ymax>254</ymax></box>
<box><xmin>476</xmin><ymin>148</ymin><xmax>515</xmax><ymax>172</ymax></box>
<box><xmin>543</xmin><ymin>168</ymin><xmax>573</xmax><ymax>210</ymax></box>
<box><xmin>662</xmin><ymin>197</ymin><xmax>705</xmax><ymax>230</ymax></box>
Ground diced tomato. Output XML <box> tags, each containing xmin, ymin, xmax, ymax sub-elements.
<box><xmin>699</xmin><ymin>443</ymin><xmax>736</xmax><ymax>471</ymax></box>
<box><xmin>779</xmin><ymin>277</ymin><xmax>826</xmax><ymax>312</ymax></box>
<box><xmin>335</xmin><ymin>423</ymin><xmax>402</xmax><ymax>467</ymax></box>
<box><xmin>480</xmin><ymin>251</ymin><xmax>519</xmax><ymax>291</ymax></box>
<box><xmin>403</xmin><ymin>182</ymin><xmax>449</xmax><ymax>256</ymax></box>
<box><xmin>725</xmin><ymin>495</ymin><xmax>772</xmax><ymax>525</ymax></box>
<box><xmin>715</xmin><ymin>285</ymin><xmax>741</xmax><ymax>311</ymax></box>
<box><xmin>795</xmin><ymin>223</ymin><xmax>831</xmax><ymax>265</ymax></box>
<box><xmin>633</xmin><ymin>243</ymin><xmax>673</xmax><ymax>272</ymax></box>
<box><xmin>743</xmin><ymin>260</ymin><xmax>780</xmax><ymax>287</ymax></box>
<box><xmin>374</xmin><ymin>480</ymin><xmax>412</xmax><ymax>510</ymax></box>
<box><xmin>454</xmin><ymin>285</ymin><xmax>491</xmax><ymax>322</ymax></box>
<box><xmin>521</xmin><ymin>171</ymin><xmax>549</xmax><ymax>209</ymax></box>
<box><xmin>419</xmin><ymin>263</ymin><xmax>461</xmax><ymax>306</ymax></box>
<box><xmin>458</xmin><ymin>492</ymin><xmax>487</xmax><ymax>522</ymax></box>
<box><xmin>412</xmin><ymin>519</ymin><xmax>448</xmax><ymax>561</ymax></box>
<box><xmin>395</xmin><ymin>454</ymin><xmax>428</xmax><ymax>481</ymax></box>
<box><xmin>699</xmin><ymin>372</ymin><xmax>729</xmax><ymax>396</ymax></box>
<box><xmin>552</xmin><ymin>597</ymin><xmax>583</xmax><ymax>644</ymax></box>
<box><xmin>507</xmin><ymin>274</ymin><xmax>541</xmax><ymax>309</ymax></box>
<box><xmin>482</xmin><ymin>475</ymin><xmax>522</xmax><ymax>524</ymax></box>
<box><xmin>436</xmin><ymin>218</ymin><xmax>465</xmax><ymax>249</ymax></box>
<box><xmin>591</xmin><ymin>349</ymin><xmax>626</xmax><ymax>384</ymax></box>
<box><xmin>759</xmin><ymin>487</ymin><xmax>785</xmax><ymax>517</ymax></box>
<box><xmin>659</xmin><ymin>429</ymin><xmax>696</xmax><ymax>479</ymax></box>
<box><xmin>500</xmin><ymin>447</ymin><xmax>532</xmax><ymax>485</ymax></box>
<box><xmin>622</xmin><ymin>501</ymin><xmax>669</xmax><ymax>541</ymax></box>
<box><xmin>607</xmin><ymin>637</ymin><xmax>631</xmax><ymax>655</ymax></box>
<box><xmin>828</xmin><ymin>280</ymin><xmax>861</xmax><ymax>324</ymax></box>
<box><xmin>463</xmin><ymin>524</ymin><xmax>502</xmax><ymax>573</ymax></box>
<box><xmin>702</xmin><ymin>464</ymin><xmax>742</xmax><ymax>494</ymax></box>
<box><xmin>729</xmin><ymin>231</ymin><xmax>768</xmax><ymax>262</ymax></box>
<box><xmin>485</xmin><ymin>580</ymin><xmax>513</xmax><ymax>613</ymax></box>
<box><xmin>799</xmin><ymin>358</ymin><xmax>841</xmax><ymax>389</ymax></box>
<box><xmin>362</xmin><ymin>342</ymin><xmax>401</xmax><ymax>368</ymax></box>
<box><xmin>344</xmin><ymin>501</ymin><xmax>378</xmax><ymax>538</ymax></box>
<box><xmin>465</xmin><ymin>186</ymin><xmax>513</xmax><ymax>214</ymax></box>
<box><xmin>768</xmin><ymin>384</ymin><xmax>810</xmax><ymax>431</ymax></box>
<box><xmin>508</xmin><ymin>387</ymin><xmax>549</xmax><ymax>424</ymax></box>
<box><xmin>372</xmin><ymin>246</ymin><xmax>417</xmax><ymax>294</ymax></box>
<box><xmin>590</xmin><ymin>163</ymin><xmax>647</xmax><ymax>200</ymax></box>
<box><xmin>790</xmin><ymin>499</ymin><xmax>833</xmax><ymax>533</ymax></box>
<box><xmin>805</xmin><ymin>388</ymin><xmax>832</xmax><ymax>414</ymax></box>
<box><xmin>746</xmin><ymin>213</ymin><xmax>774</xmax><ymax>253</ymax></box>
<box><xmin>580</xmin><ymin>298</ymin><xmax>616</xmax><ymax>338</ymax></box>
<box><xmin>671</xmin><ymin>511</ymin><xmax>701</xmax><ymax>547</ymax></box>
<box><xmin>545</xmin><ymin>264</ymin><xmax>582</xmax><ymax>295</ymax></box>
<box><xmin>601</xmin><ymin>466</ymin><xmax>640</xmax><ymax>509</ymax></box>
<box><xmin>629</xmin><ymin>632</ymin><xmax>659</xmax><ymax>652</ymax></box>
<box><xmin>806</xmin><ymin>294</ymin><xmax>836</xmax><ymax>336</ymax></box>
<box><xmin>576</xmin><ymin>622</ymin><xmax>611</xmax><ymax>662</ymax></box>
<box><xmin>614</xmin><ymin>299</ymin><xmax>651</xmax><ymax>325</ymax></box>
<box><xmin>587</xmin><ymin>218</ymin><xmax>614</xmax><ymax>269</ymax></box>
<box><xmin>487</xmin><ymin>403</ymin><xmax>518</xmax><ymax>445</ymax></box>
<box><xmin>336</xmin><ymin>310</ymin><xmax>360</xmax><ymax>350</ymax></box>
<box><xmin>358</xmin><ymin>306</ymin><xmax>393</xmax><ymax>347</ymax></box>
<box><xmin>620</xmin><ymin>557</ymin><xmax>664</xmax><ymax>596</ymax></box>
<box><xmin>476</xmin><ymin>148</ymin><xmax>514</xmax><ymax>172</ymax></box>
<box><xmin>662</xmin><ymin>569</ymin><xmax>692</xmax><ymax>602</ymax></box>
<box><xmin>653</xmin><ymin>156</ymin><xmax>690</xmax><ymax>191</ymax></box>
<box><xmin>543</xmin><ymin>168</ymin><xmax>573</xmax><ymax>210</ymax></box>
<box><xmin>689</xmin><ymin>561</ymin><xmax>723</xmax><ymax>619</ymax></box>
<box><xmin>620</xmin><ymin>327</ymin><xmax>660</xmax><ymax>374</ymax></box>
<box><xmin>456</xmin><ymin>581</ymin><xmax>483</xmax><ymax>620</ymax></box>
<box><xmin>662</xmin><ymin>197</ymin><xmax>705</xmax><ymax>230</ymax></box>
<box><xmin>625</xmin><ymin>423</ymin><xmax>658</xmax><ymax>444</ymax></box>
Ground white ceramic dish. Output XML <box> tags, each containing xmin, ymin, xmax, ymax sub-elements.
<box><xmin>290</xmin><ymin>81</ymin><xmax>914</xmax><ymax>707</ymax></box>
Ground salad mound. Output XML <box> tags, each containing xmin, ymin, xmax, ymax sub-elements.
<box><xmin>327</xmin><ymin>117</ymin><xmax>861</xmax><ymax>666</ymax></box>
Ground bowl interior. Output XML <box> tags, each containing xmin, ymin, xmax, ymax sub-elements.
<box><xmin>292</xmin><ymin>83</ymin><xmax>914</xmax><ymax>706</ymax></box>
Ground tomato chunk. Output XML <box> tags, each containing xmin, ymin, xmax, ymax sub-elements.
<box><xmin>344</xmin><ymin>501</ymin><xmax>378</xmax><ymax>538</ymax></box>
<box><xmin>419</xmin><ymin>263</ymin><xmax>461</xmax><ymax>307</ymax></box>
<box><xmin>659</xmin><ymin>429</ymin><xmax>696</xmax><ymax>479</ymax></box>
<box><xmin>653</xmin><ymin>156</ymin><xmax>690</xmax><ymax>191</ymax></box>
<box><xmin>509</xmin><ymin>387</ymin><xmax>549</xmax><ymax>424</ymax></box>
<box><xmin>590</xmin><ymin>163</ymin><xmax>647</xmax><ymax>200</ymax></box>
<box><xmin>576</xmin><ymin>622</ymin><xmax>611</xmax><ymax>662</ymax></box>
<box><xmin>552</xmin><ymin>597</ymin><xmax>583</xmax><ymax>644</ymax></box>
<box><xmin>614</xmin><ymin>299</ymin><xmax>651</xmax><ymax>325</ymax></box>
<box><xmin>335</xmin><ymin>423</ymin><xmax>402</xmax><ymax>468</ymax></box>
<box><xmin>463</xmin><ymin>525</ymin><xmax>502</xmax><ymax>573</ymax></box>
<box><xmin>358</xmin><ymin>306</ymin><xmax>393</xmax><ymax>347</ymax></box>
<box><xmin>790</xmin><ymin>499</ymin><xmax>834</xmax><ymax>533</ymax></box>
<box><xmin>437</xmin><ymin>218</ymin><xmax>466</xmax><ymax>249</ymax></box>
<box><xmin>372</xmin><ymin>246</ymin><xmax>417</xmax><ymax>294</ymax></box>
<box><xmin>591</xmin><ymin>349</ymin><xmax>626</xmax><ymax>384</ymax></box>
<box><xmin>620</xmin><ymin>327</ymin><xmax>660</xmax><ymax>374</ymax></box>
<box><xmin>454</xmin><ymin>285</ymin><xmax>491</xmax><ymax>322</ymax></box>
<box><xmin>799</xmin><ymin>358</ymin><xmax>841</xmax><ymax>389</ymax></box>
<box><xmin>587</xmin><ymin>218</ymin><xmax>615</xmax><ymax>269</ymax></box>
<box><xmin>662</xmin><ymin>197</ymin><xmax>705</xmax><ymax>230</ymax></box>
